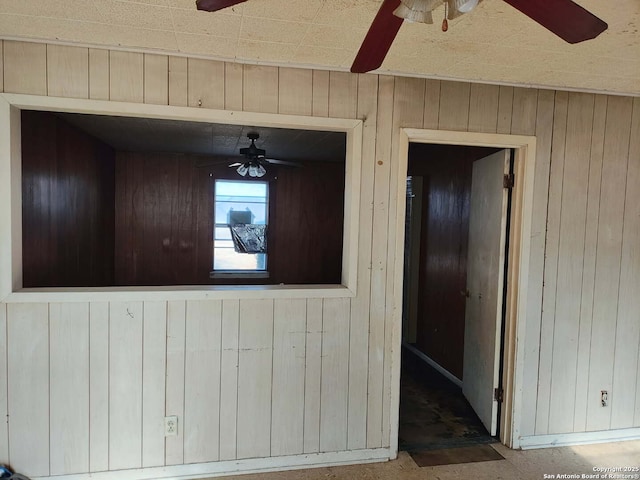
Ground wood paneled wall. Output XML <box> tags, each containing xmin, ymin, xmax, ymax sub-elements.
<box><xmin>21</xmin><ymin>110</ymin><xmax>115</xmax><ymax>287</ymax></box>
<box><xmin>1</xmin><ymin>40</ymin><xmax>640</xmax><ymax>478</ymax></box>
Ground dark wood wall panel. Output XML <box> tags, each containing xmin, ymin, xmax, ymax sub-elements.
<box><xmin>21</xmin><ymin>111</ymin><xmax>116</xmax><ymax>287</ymax></box>
<box><xmin>407</xmin><ymin>144</ymin><xmax>499</xmax><ymax>379</ymax></box>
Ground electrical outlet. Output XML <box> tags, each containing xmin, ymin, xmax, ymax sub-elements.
<box><xmin>601</xmin><ymin>390</ymin><xmax>608</xmax><ymax>407</ymax></box>
<box><xmin>165</xmin><ymin>416</ymin><xmax>178</xmax><ymax>436</ymax></box>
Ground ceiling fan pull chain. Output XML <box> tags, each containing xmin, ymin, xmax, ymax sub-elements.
<box><xmin>442</xmin><ymin>1</ymin><xmax>449</xmax><ymax>31</ymax></box>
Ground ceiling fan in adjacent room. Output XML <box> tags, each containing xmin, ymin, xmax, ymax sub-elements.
<box><xmin>228</xmin><ymin>132</ymin><xmax>300</xmax><ymax>178</ymax></box>
<box><xmin>195</xmin><ymin>0</ymin><xmax>608</xmax><ymax>74</ymax></box>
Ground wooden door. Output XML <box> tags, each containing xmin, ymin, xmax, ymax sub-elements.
<box><xmin>462</xmin><ymin>149</ymin><xmax>510</xmax><ymax>436</ymax></box>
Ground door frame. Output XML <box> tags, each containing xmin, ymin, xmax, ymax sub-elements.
<box><xmin>389</xmin><ymin>128</ymin><xmax>537</xmax><ymax>452</ymax></box>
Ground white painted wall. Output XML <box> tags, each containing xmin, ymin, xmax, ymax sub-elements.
<box><xmin>0</xmin><ymin>40</ymin><xmax>639</xmax><ymax>479</ymax></box>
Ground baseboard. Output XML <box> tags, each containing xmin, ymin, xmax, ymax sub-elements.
<box><xmin>518</xmin><ymin>427</ymin><xmax>640</xmax><ymax>450</ymax></box>
<box><xmin>31</xmin><ymin>448</ymin><xmax>392</xmax><ymax>480</ymax></box>
<box><xmin>402</xmin><ymin>342</ymin><xmax>463</xmax><ymax>388</ymax></box>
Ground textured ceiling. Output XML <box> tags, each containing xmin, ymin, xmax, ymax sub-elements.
<box><xmin>1</xmin><ymin>0</ymin><xmax>639</xmax><ymax>96</ymax></box>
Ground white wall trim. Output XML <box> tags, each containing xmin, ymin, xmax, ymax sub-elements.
<box><xmin>402</xmin><ymin>342</ymin><xmax>463</xmax><ymax>388</ymax></box>
<box><xmin>30</xmin><ymin>448</ymin><xmax>391</xmax><ymax>480</ymax></box>
<box><xmin>519</xmin><ymin>428</ymin><xmax>640</xmax><ymax>450</ymax></box>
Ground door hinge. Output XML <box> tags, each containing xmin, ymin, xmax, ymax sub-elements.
<box><xmin>503</xmin><ymin>173</ymin><xmax>515</xmax><ymax>189</ymax></box>
<box><xmin>494</xmin><ymin>387</ymin><xmax>504</xmax><ymax>403</ymax></box>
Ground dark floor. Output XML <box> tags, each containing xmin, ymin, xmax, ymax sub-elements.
<box><xmin>398</xmin><ymin>345</ymin><xmax>496</xmax><ymax>452</ymax></box>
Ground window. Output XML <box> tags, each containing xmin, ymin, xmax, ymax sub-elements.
<box><xmin>213</xmin><ymin>179</ymin><xmax>268</xmax><ymax>274</ymax></box>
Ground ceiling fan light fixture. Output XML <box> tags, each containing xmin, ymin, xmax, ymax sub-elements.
<box><xmin>453</xmin><ymin>0</ymin><xmax>478</xmax><ymax>13</ymax></box>
<box><xmin>237</xmin><ymin>163</ymin><xmax>249</xmax><ymax>176</ymax></box>
<box><xmin>393</xmin><ymin>0</ymin><xmax>440</xmax><ymax>24</ymax></box>
<box><xmin>248</xmin><ymin>163</ymin><xmax>267</xmax><ymax>178</ymax></box>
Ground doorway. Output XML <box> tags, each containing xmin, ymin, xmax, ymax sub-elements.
<box><xmin>399</xmin><ymin>142</ymin><xmax>512</xmax><ymax>453</ymax></box>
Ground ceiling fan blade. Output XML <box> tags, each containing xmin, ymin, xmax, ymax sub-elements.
<box><xmin>196</xmin><ymin>0</ymin><xmax>247</xmax><ymax>13</ymax></box>
<box><xmin>350</xmin><ymin>0</ymin><xmax>404</xmax><ymax>73</ymax></box>
<box><xmin>502</xmin><ymin>0</ymin><xmax>607</xmax><ymax>44</ymax></box>
<box><xmin>228</xmin><ymin>162</ymin><xmax>243</xmax><ymax>167</ymax></box>
<box><xmin>264</xmin><ymin>158</ymin><xmax>302</xmax><ymax>168</ymax></box>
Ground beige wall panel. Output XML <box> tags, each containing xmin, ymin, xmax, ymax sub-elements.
<box><xmin>169</xmin><ymin>56</ymin><xmax>188</xmax><ymax>107</ymax></box>
<box><xmin>237</xmin><ymin>299</ymin><xmax>274</xmax><ymax>459</ymax></box>
<box><xmin>586</xmin><ymin>96</ymin><xmax>633</xmax><ymax>432</ymax></box>
<box><xmin>0</xmin><ymin>40</ymin><xmax>4</xmax><ymax>92</ymax></box>
<box><xmin>50</xmin><ymin>303</ymin><xmax>90</xmax><ymax>475</ymax></box>
<box><xmin>468</xmin><ymin>83</ymin><xmax>499</xmax><ymax>133</ymax></box>
<box><xmin>47</xmin><ymin>45</ymin><xmax>89</xmax><ymax>99</ymax></box>
<box><xmin>367</xmin><ymin>75</ymin><xmax>394</xmax><ymax>449</ymax></box>
<box><xmin>303</xmin><ymin>298</ymin><xmax>323</xmax><ymax>454</ymax></box>
<box><xmin>224</xmin><ymin>62</ymin><xmax>243</xmax><ymax>111</ymax></box>
<box><xmin>328</xmin><ymin>71</ymin><xmax>358</xmax><ymax>119</ymax></box>
<box><xmin>219</xmin><ymin>299</ymin><xmax>240</xmax><ymax>460</ymax></box>
<box><xmin>0</xmin><ymin>304</ymin><xmax>6</xmax><ymax>461</ymax></box>
<box><xmin>3</xmin><ymin>41</ymin><xmax>46</xmax><ymax>95</ymax></box>
<box><xmin>573</xmin><ymin>95</ymin><xmax>608</xmax><ymax>432</ymax></box>
<box><xmin>612</xmin><ymin>97</ymin><xmax>640</xmax><ymax>429</ymax></box>
<box><xmin>109</xmin><ymin>51</ymin><xmax>144</xmax><ymax>103</ymax></box>
<box><xmin>312</xmin><ymin>70</ymin><xmax>330</xmax><ymax>117</ymax></box>
<box><xmin>393</xmin><ymin>77</ymin><xmax>425</xmax><ymax>128</ymax></box>
<box><xmin>548</xmin><ymin>92</ymin><xmax>595</xmax><ymax>434</ymax></box>
<box><xmin>243</xmin><ymin>65</ymin><xmax>278</xmax><ymax>113</ymax></box>
<box><xmin>497</xmin><ymin>86</ymin><xmax>514</xmax><ymax>134</ymax></box>
<box><xmin>165</xmin><ymin>300</ymin><xmax>186</xmax><ymax>465</ymax></box>
<box><xmin>423</xmin><ymin>79</ymin><xmax>441</xmax><ymax>129</ymax></box>
<box><xmin>144</xmin><ymin>54</ymin><xmax>169</xmax><ymax>105</ymax></box>
<box><xmin>109</xmin><ymin>302</ymin><xmax>143</xmax><ymax>470</ymax></box>
<box><xmin>89</xmin><ymin>48</ymin><xmax>110</xmax><ymax>100</ymax></box>
<box><xmin>184</xmin><ymin>300</ymin><xmax>222</xmax><ymax>463</ymax></box>
<box><xmin>7</xmin><ymin>303</ymin><xmax>49</xmax><ymax>477</ymax></box>
<box><xmin>188</xmin><ymin>58</ymin><xmax>225</xmax><ymax>109</ymax></box>
<box><xmin>271</xmin><ymin>299</ymin><xmax>306</xmax><ymax>456</ymax></box>
<box><xmin>278</xmin><ymin>67</ymin><xmax>313</xmax><ymax>116</ymax></box>
<box><xmin>510</xmin><ymin>88</ymin><xmax>539</xmax><ymax>135</ymax></box>
<box><xmin>142</xmin><ymin>301</ymin><xmax>167</xmax><ymax>467</ymax></box>
<box><xmin>535</xmin><ymin>91</ymin><xmax>568</xmax><ymax>435</ymax></box>
<box><xmin>319</xmin><ymin>298</ymin><xmax>350</xmax><ymax>452</ymax></box>
<box><xmin>438</xmin><ymin>80</ymin><xmax>470</xmax><ymax>131</ymax></box>
<box><xmin>89</xmin><ymin>302</ymin><xmax>109</xmax><ymax>472</ymax></box>
<box><xmin>347</xmin><ymin>73</ymin><xmax>378</xmax><ymax>450</ymax></box>
<box><xmin>519</xmin><ymin>89</ymin><xmax>555</xmax><ymax>437</ymax></box>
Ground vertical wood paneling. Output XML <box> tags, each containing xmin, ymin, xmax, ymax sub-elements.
<box><xmin>109</xmin><ymin>51</ymin><xmax>144</xmax><ymax>103</ymax></box>
<box><xmin>303</xmin><ymin>299</ymin><xmax>323</xmax><ymax>454</ymax></box>
<box><xmin>519</xmin><ymin>89</ymin><xmax>555</xmax><ymax>437</ymax></box>
<box><xmin>347</xmin><ymin>73</ymin><xmax>378</xmax><ymax>450</ymax></box>
<box><xmin>89</xmin><ymin>48</ymin><xmax>110</xmax><ymax>100</ymax></box>
<box><xmin>109</xmin><ymin>301</ymin><xmax>143</xmax><ymax>470</ymax></box>
<box><xmin>438</xmin><ymin>81</ymin><xmax>470</xmax><ymax>131</ymax></box>
<box><xmin>271</xmin><ymin>299</ymin><xmax>306</xmax><ymax>456</ymax></box>
<box><xmin>165</xmin><ymin>300</ymin><xmax>186</xmax><ymax>465</ymax></box>
<box><xmin>510</xmin><ymin>88</ymin><xmax>539</xmax><ymax>135</ymax></box>
<box><xmin>312</xmin><ymin>70</ymin><xmax>330</xmax><ymax>117</ymax></box>
<box><xmin>49</xmin><ymin>303</ymin><xmax>90</xmax><ymax>475</ymax></box>
<box><xmin>89</xmin><ymin>302</ymin><xmax>110</xmax><ymax>472</ymax></box>
<box><xmin>144</xmin><ymin>54</ymin><xmax>169</xmax><ymax>105</ymax></box>
<box><xmin>7</xmin><ymin>303</ymin><xmax>49</xmax><ymax>476</ymax></box>
<box><xmin>328</xmin><ymin>71</ymin><xmax>358</xmax><ymax>119</ymax></box>
<box><xmin>536</xmin><ymin>91</ymin><xmax>568</xmax><ymax>435</ymax></box>
<box><xmin>219</xmin><ymin>299</ymin><xmax>240</xmax><ymax>460</ymax></box>
<box><xmin>3</xmin><ymin>41</ymin><xmax>47</xmax><ymax>95</ymax></box>
<box><xmin>184</xmin><ymin>300</ymin><xmax>222</xmax><ymax>464</ymax></box>
<box><xmin>497</xmin><ymin>86</ymin><xmax>514</xmax><ymax>134</ymax></box>
<box><xmin>548</xmin><ymin>93</ymin><xmax>594</xmax><ymax>434</ymax></box>
<box><xmin>573</xmin><ymin>95</ymin><xmax>608</xmax><ymax>432</ymax></box>
<box><xmin>142</xmin><ymin>301</ymin><xmax>167</xmax><ymax>467</ymax></box>
<box><xmin>47</xmin><ymin>45</ymin><xmax>89</xmax><ymax>99</ymax></box>
<box><xmin>0</xmin><ymin>40</ymin><xmax>4</xmax><ymax>92</ymax></box>
<box><xmin>169</xmin><ymin>56</ymin><xmax>188</xmax><ymax>107</ymax></box>
<box><xmin>243</xmin><ymin>65</ymin><xmax>278</xmax><ymax>113</ymax></box>
<box><xmin>278</xmin><ymin>67</ymin><xmax>313</xmax><ymax>116</ymax></box>
<box><xmin>237</xmin><ymin>299</ymin><xmax>274</xmax><ymax>459</ymax></box>
<box><xmin>586</xmin><ymin>96</ymin><xmax>633</xmax><ymax>431</ymax></box>
<box><xmin>0</xmin><ymin>304</ymin><xmax>8</xmax><ymax>462</ymax></box>
<box><xmin>188</xmin><ymin>58</ymin><xmax>225</xmax><ymax>109</ymax></box>
<box><xmin>468</xmin><ymin>83</ymin><xmax>500</xmax><ymax>133</ymax></box>
<box><xmin>612</xmin><ymin>97</ymin><xmax>640</xmax><ymax>429</ymax></box>
<box><xmin>224</xmin><ymin>62</ymin><xmax>243</xmax><ymax>111</ymax></box>
<box><xmin>320</xmin><ymin>298</ymin><xmax>350</xmax><ymax>452</ymax></box>
<box><xmin>423</xmin><ymin>79</ymin><xmax>441</xmax><ymax>129</ymax></box>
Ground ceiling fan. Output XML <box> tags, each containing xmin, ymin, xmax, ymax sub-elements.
<box><xmin>229</xmin><ymin>132</ymin><xmax>300</xmax><ymax>178</ymax></box>
<box><xmin>195</xmin><ymin>0</ymin><xmax>607</xmax><ymax>74</ymax></box>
